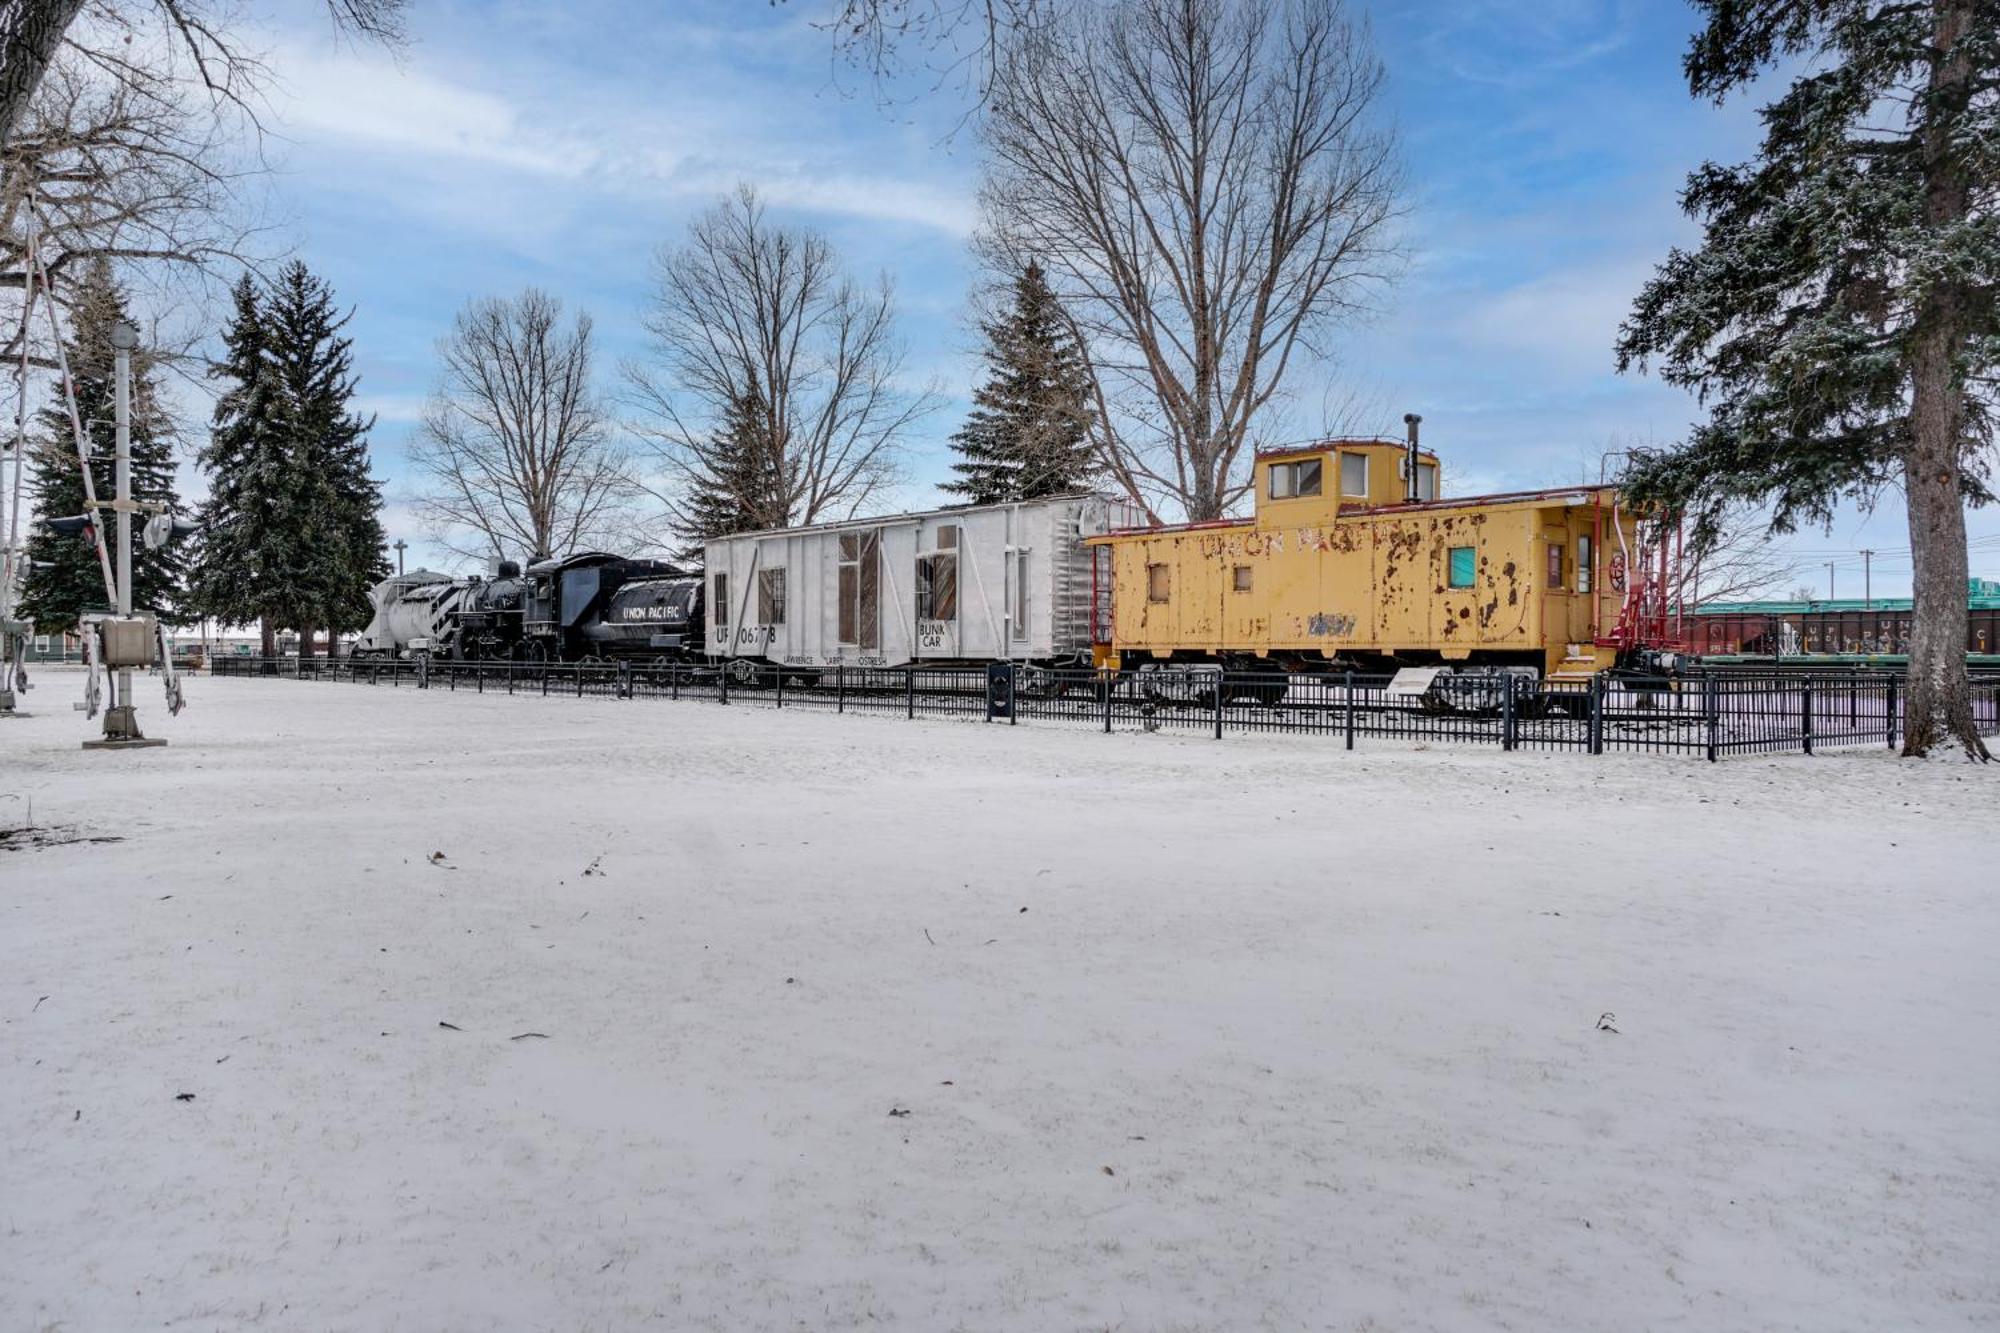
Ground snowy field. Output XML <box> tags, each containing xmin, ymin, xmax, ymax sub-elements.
<box><xmin>3</xmin><ymin>675</ymin><xmax>1997</xmax><ymax>1332</ymax></box>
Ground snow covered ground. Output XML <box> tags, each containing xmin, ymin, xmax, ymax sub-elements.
<box><xmin>3</xmin><ymin>675</ymin><xmax>1996</xmax><ymax>1332</ymax></box>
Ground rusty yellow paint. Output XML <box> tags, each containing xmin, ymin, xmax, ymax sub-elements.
<box><xmin>1089</xmin><ymin>443</ymin><xmax>1643</xmax><ymax>674</ymax></box>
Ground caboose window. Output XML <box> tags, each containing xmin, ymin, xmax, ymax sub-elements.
<box><xmin>1447</xmin><ymin>546</ymin><xmax>1475</xmax><ymax>589</ymax></box>
<box><xmin>1268</xmin><ymin>459</ymin><xmax>1321</xmax><ymax>499</ymax></box>
<box><xmin>713</xmin><ymin>573</ymin><xmax>729</xmax><ymax>626</ymax></box>
<box><xmin>1340</xmin><ymin>452</ymin><xmax>1368</xmax><ymax>497</ymax></box>
<box><xmin>1148</xmin><ymin>562</ymin><xmax>1172</xmax><ymax>602</ymax></box>
<box><xmin>1576</xmin><ymin>536</ymin><xmax>1593</xmax><ymax>593</ymax></box>
<box><xmin>1233</xmin><ymin>565</ymin><xmax>1253</xmax><ymax>592</ymax></box>
<box><xmin>1413</xmin><ymin>460</ymin><xmax>1438</xmax><ymax>501</ymax></box>
<box><xmin>758</xmin><ymin>567</ymin><xmax>787</xmax><ymax>624</ymax></box>
<box><xmin>1546</xmin><ymin>542</ymin><xmax>1564</xmax><ymax>589</ymax></box>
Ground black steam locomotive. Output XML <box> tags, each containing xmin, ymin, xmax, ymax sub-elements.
<box><xmin>356</xmin><ymin>552</ymin><xmax>707</xmax><ymax>664</ymax></box>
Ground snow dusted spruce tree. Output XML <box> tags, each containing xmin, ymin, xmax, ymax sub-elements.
<box><xmin>190</xmin><ymin>267</ymin><xmax>385</xmax><ymax>657</ymax></box>
<box><xmin>17</xmin><ymin>259</ymin><xmax>185</xmax><ymax>633</ymax></box>
<box><xmin>674</xmin><ymin>378</ymin><xmax>785</xmax><ymax>559</ymax></box>
<box><xmin>944</xmin><ymin>260</ymin><xmax>1097</xmax><ymax>505</ymax></box>
<box><xmin>262</xmin><ymin>260</ymin><xmax>387</xmax><ymax>658</ymax></box>
<box><xmin>1616</xmin><ymin>0</ymin><xmax>1996</xmax><ymax>760</ymax></box>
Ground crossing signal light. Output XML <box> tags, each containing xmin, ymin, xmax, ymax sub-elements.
<box><xmin>43</xmin><ymin>514</ymin><xmax>95</xmax><ymax>541</ymax></box>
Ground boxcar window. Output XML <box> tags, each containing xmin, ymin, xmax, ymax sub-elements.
<box><xmin>1340</xmin><ymin>452</ymin><xmax>1368</xmax><ymax>497</ymax></box>
<box><xmin>1268</xmin><ymin>459</ymin><xmax>1322</xmax><ymax>499</ymax></box>
<box><xmin>1148</xmin><ymin>562</ymin><xmax>1172</xmax><ymax>602</ymax></box>
<box><xmin>1012</xmin><ymin>550</ymin><xmax>1030</xmax><ymax>640</ymax></box>
<box><xmin>758</xmin><ymin>567</ymin><xmax>787</xmax><ymax>624</ymax></box>
<box><xmin>1447</xmin><ymin>546</ymin><xmax>1476</xmax><ymax>589</ymax></box>
<box><xmin>916</xmin><ymin>553</ymin><xmax>958</xmax><ymax>620</ymax></box>
<box><xmin>713</xmin><ymin>572</ymin><xmax>729</xmax><ymax>626</ymax></box>
<box><xmin>839</xmin><ymin>530</ymin><xmax>880</xmax><ymax>648</ymax></box>
<box><xmin>936</xmin><ymin>524</ymin><xmax>959</xmax><ymax>550</ymax></box>
<box><xmin>1545</xmin><ymin>541</ymin><xmax>1564</xmax><ymax>589</ymax></box>
<box><xmin>1233</xmin><ymin>565</ymin><xmax>1253</xmax><ymax>592</ymax></box>
<box><xmin>1576</xmin><ymin>535</ymin><xmax>1593</xmax><ymax>593</ymax></box>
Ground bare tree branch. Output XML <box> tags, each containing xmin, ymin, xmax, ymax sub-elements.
<box><xmin>979</xmin><ymin>0</ymin><xmax>1403</xmax><ymax>521</ymax></box>
<box><xmin>410</xmin><ymin>289</ymin><xmax>640</xmax><ymax>565</ymax></box>
<box><xmin>625</xmin><ymin>183</ymin><xmax>936</xmax><ymax>536</ymax></box>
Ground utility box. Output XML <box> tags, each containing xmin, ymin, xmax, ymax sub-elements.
<box><xmin>99</xmin><ymin>615</ymin><xmax>157</xmax><ymax>668</ymax></box>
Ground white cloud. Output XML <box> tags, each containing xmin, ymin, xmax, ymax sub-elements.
<box><xmin>266</xmin><ymin>38</ymin><xmax>977</xmax><ymax>237</ymax></box>
<box><xmin>1451</xmin><ymin>257</ymin><xmax>1658</xmax><ymax>379</ymax></box>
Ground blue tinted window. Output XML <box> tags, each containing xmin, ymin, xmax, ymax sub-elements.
<box><xmin>1447</xmin><ymin>546</ymin><xmax>1476</xmax><ymax>588</ymax></box>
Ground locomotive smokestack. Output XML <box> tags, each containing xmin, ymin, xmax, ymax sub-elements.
<box><xmin>1403</xmin><ymin>413</ymin><xmax>1422</xmax><ymax>503</ymax></box>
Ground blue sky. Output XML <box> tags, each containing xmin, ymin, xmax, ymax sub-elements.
<box><xmin>243</xmin><ymin>0</ymin><xmax>1998</xmax><ymax>594</ymax></box>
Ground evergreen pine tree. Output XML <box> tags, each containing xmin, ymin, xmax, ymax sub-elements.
<box><xmin>263</xmin><ymin>261</ymin><xmax>387</xmax><ymax>657</ymax></box>
<box><xmin>1616</xmin><ymin>0</ymin><xmax>1996</xmax><ymax>760</ymax></box>
<box><xmin>17</xmin><ymin>261</ymin><xmax>186</xmax><ymax>635</ymax></box>
<box><xmin>944</xmin><ymin>262</ymin><xmax>1097</xmax><ymax>505</ymax></box>
<box><xmin>188</xmin><ymin>275</ymin><xmax>301</xmax><ymax>655</ymax></box>
<box><xmin>190</xmin><ymin>266</ymin><xmax>387</xmax><ymax>657</ymax></box>
<box><xmin>676</xmin><ymin>378</ymin><xmax>785</xmax><ymax>559</ymax></box>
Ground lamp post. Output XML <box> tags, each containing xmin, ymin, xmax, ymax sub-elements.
<box><xmin>393</xmin><ymin>538</ymin><xmax>407</xmax><ymax>575</ymax></box>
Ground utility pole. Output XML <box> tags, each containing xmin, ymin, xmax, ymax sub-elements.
<box><xmin>1825</xmin><ymin>561</ymin><xmax>1836</xmax><ymax>602</ymax></box>
<box><xmin>1859</xmin><ymin>549</ymin><xmax>1873</xmax><ymax>610</ymax></box>
<box><xmin>393</xmin><ymin>538</ymin><xmax>407</xmax><ymax>575</ymax></box>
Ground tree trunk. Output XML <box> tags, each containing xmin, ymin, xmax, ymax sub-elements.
<box><xmin>1901</xmin><ymin>420</ymin><xmax>1986</xmax><ymax>759</ymax></box>
<box><xmin>0</xmin><ymin>0</ymin><xmax>88</xmax><ymax>148</ymax></box>
<box><xmin>1902</xmin><ymin>0</ymin><xmax>1988</xmax><ymax>760</ymax></box>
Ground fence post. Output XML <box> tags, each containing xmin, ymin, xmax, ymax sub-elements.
<box><xmin>1588</xmin><ymin>674</ymin><xmax>1604</xmax><ymax>755</ymax></box>
<box><xmin>1103</xmin><ymin>670</ymin><xmax>1114</xmax><ymax>733</ymax></box>
<box><xmin>907</xmin><ymin>667</ymin><xmax>916</xmax><ymax>719</ymax></box>
<box><xmin>1344</xmin><ymin>671</ymin><xmax>1356</xmax><ymax>751</ymax></box>
<box><xmin>837</xmin><ymin>664</ymin><xmax>845</xmax><ymax>714</ymax></box>
<box><xmin>1213</xmin><ymin>672</ymin><xmax>1225</xmax><ymax>740</ymax></box>
<box><xmin>1704</xmin><ymin>672</ymin><xmax>1719</xmax><ymax>763</ymax></box>
<box><xmin>775</xmin><ymin>664</ymin><xmax>785</xmax><ymax>709</ymax></box>
<box><xmin>541</xmin><ymin>665</ymin><xmax>548</xmax><ymax>697</ymax></box>
<box><xmin>617</xmin><ymin>660</ymin><xmax>630</xmax><ymax>700</ymax></box>
<box><xmin>1886</xmin><ymin>675</ymin><xmax>1898</xmax><ymax>749</ymax></box>
<box><xmin>672</xmin><ymin>664</ymin><xmax>681</xmax><ymax>702</ymax></box>
<box><xmin>719</xmin><ymin>661</ymin><xmax>730</xmax><ymax>706</ymax></box>
<box><xmin>508</xmin><ymin>665</ymin><xmax>515</xmax><ymax>695</ymax></box>
<box><xmin>1801</xmin><ymin>677</ymin><xmax>1814</xmax><ymax>755</ymax></box>
<box><xmin>477</xmin><ymin>666</ymin><xmax>483</xmax><ymax>694</ymax></box>
<box><xmin>1501</xmin><ymin>675</ymin><xmax>1517</xmax><ymax>752</ymax></box>
<box><xmin>419</xmin><ymin>655</ymin><xmax>429</xmax><ymax>691</ymax></box>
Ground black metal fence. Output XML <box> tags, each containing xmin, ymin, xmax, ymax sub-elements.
<box><xmin>209</xmin><ymin>655</ymin><xmax>2000</xmax><ymax>761</ymax></box>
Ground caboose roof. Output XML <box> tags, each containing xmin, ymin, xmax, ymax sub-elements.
<box><xmin>1093</xmin><ymin>484</ymin><xmax>1618</xmax><ymax>540</ymax></box>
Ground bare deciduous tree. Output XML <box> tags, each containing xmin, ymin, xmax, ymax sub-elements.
<box><xmin>1</xmin><ymin>48</ymin><xmax>253</xmax><ymax>365</ymax></box>
<box><xmin>0</xmin><ymin>0</ymin><xmax>405</xmax><ymax>148</ymax></box>
<box><xmin>626</xmin><ymin>184</ymin><xmax>935</xmax><ymax>535</ymax></box>
<box><xmin>411</xmin><ymin>290</ymin><xmax>636</xmax><ymax>565</ymax></box>
<box><xmin>980</xmin><ymin>0</ymin><xmax>1403</xmax><ymax>522</ymax></box>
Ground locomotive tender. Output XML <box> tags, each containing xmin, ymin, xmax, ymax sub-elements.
<box><xmin>355</xmin><ymin>552</ymin><xmax>701</xmax><ymax>663</ymax></box>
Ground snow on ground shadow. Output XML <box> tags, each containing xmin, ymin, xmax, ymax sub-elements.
<box><xmin>2</xmin><ymin>677</ymin><xmax>1996</xmax><ymax>1332</ymax></box>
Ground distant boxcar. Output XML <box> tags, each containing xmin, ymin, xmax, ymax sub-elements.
<box><xmin>704</xmin><ymin>493</ymin><xmax>1146</xmax><ymax>669</ymax></box>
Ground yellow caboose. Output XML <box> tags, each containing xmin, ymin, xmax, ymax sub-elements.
<box><xmin>1088</xmin><ymin>426</ymin><xmax>1648</xmax><ymax>678</ymax></box>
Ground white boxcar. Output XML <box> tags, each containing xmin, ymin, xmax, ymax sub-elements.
<box><xmin>704</xmin><ymin>493</ymin><xmax>1146</xmax><ymax>667</ymax></box>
